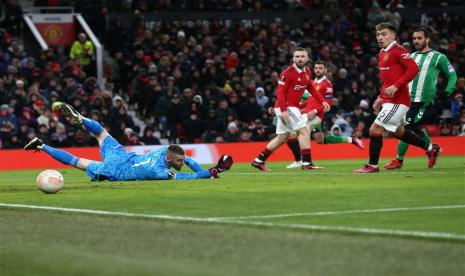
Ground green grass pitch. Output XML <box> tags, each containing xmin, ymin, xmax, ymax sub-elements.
<box><xmin>1</xmin><ymin>156</ymin><xmax>464</xmax><ymax>275</ymax></box>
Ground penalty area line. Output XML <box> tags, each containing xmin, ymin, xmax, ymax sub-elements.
<box><xmin>0</xmin><ymin>203</ymin><xmax>464</xmax><ymax>241</ymax></box>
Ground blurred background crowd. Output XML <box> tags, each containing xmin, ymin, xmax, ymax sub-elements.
<box><xmin>0</xmin><ymin>0</ymin><xmax>464</xmax><ymax>149</ymax></box>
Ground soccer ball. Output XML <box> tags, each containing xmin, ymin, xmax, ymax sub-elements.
<box><xmin>36</xmin><ymin>170</ymin><xmax>64</xmax><ymax>194</ymax></box>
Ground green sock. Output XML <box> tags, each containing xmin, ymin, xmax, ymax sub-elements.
<box><xmin>324</xmin><ymin>135</ymin><xmax>349</xmax><ymax>144</ymax></box>
<box><xmin>422</xmin><ymin>130</ymin><xmax>432</xmax><ymax>145</ymax></box>
<box><xmin>397</xmin><ymin>140</ymin><xmax>409</xmax><ymax>161</ymax></box>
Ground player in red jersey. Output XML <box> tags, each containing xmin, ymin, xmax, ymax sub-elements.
<box><xmin>252</xmin><ymin>48</ymin><xmax>330</xmax><ymax>171</ymax></box>
<box><xmin>353</xmin><ymin>23</ymin><xmax>441</xmax><ymax>173</ymax></box>
<box><xmin>285</xmin><ymin>61</ymin><xmax>364</xmax><ymax>169</ymax></box>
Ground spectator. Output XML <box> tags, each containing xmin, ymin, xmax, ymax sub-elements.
<box><xmin>140</xmin><ymin>126</ymin><xmax>161</xmax><ymax>145</ymax></box>
<box><xmin>70</xmin><ymin>33</ymin><xmax>94</xmax><ymax>75</ymax></box>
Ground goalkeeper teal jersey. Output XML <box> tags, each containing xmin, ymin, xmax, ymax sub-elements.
<box><xmin>408</xmin><ymin>49</ymin><xmax>457</xmax><ymax>103</ymax></box>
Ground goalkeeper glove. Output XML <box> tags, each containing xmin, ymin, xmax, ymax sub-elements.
<box><xmin>209</xmin><ymin>155</ymin><xmax>233</xmax><ymax>177</ymax></box>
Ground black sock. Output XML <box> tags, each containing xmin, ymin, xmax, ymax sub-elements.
<box><xmin>287</xmin><ymin>139</ymin><xmax>301</xmax><ymax>161</ymax></box>
<box><xmin>401</xmin><ymin>130</ymin><xmax>428</xmax><ymax>150</ymax></box>
<box><xmin>301</xmin><ymin>148</ymin><xmax>311</xmax><ymax>163</ymax></box>
<box><xmin>257</xmin><ymin>148</ymin><xmax>273</xmax><ymax>162</ymax></box>
<box><xmin>369</xmin><ymin>135</ymin><xmax>383</xmax><ymax>165</ymax></box>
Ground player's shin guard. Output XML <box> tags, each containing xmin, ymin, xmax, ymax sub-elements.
<box><xmin>82</xmin><ymin>118</ymin><xmax>103</xmax><ymax>136</ymax></box>
<box><xmin>301</xmin><ymin>148</ymin><xmax>312</xmax><ymax>163</ymax></box>
<box><xmin>369</xmin><ymin>135</ymin><xmax>383</xmax><ymax>165</ymax></box>
<box><xmin>257</xmin><ymin>148</ymin><xmax>273</xmax><ymax>162</ymax></box>
<box><xmin>400</xmin><ymin>129</ymin><xmax>429</xmax><ymax>150</ymax></box>
<box><xmin>287</xmin><ymin>138</ymin><xmax>301</xmax><ymax>161</ymax></box>
<box><xmin>41</xmin><ymin>145</ymin><xmax>79</xmax><ymax>167</ymax></box>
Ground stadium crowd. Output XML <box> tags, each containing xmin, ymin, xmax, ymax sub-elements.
<box><xmin>0</xmin><ymin>0</ymin><xmax>464</xmax><ymax>149</ymax></box>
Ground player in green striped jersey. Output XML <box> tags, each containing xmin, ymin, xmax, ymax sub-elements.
<box><xmin>384</xmin><ymin>27</ymin><xmax>457</xmax><ymax>170</ymax></box>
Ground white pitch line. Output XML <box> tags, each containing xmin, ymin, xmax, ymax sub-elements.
<box><xmin>0</xmin><ymin>203</ymin><xmax>464</xmax><ymax>240</ymax></box>
<box><xmin>211</xmin><ymin>205</ymin><xmax>465</xmax><ymax>220</ymax></box>
<box><xmin>228</xmin><ymin>171</ymin><xmax>449</xmax><ymax>175</ymax></box>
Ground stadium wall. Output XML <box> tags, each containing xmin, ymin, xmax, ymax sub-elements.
<box><xmin>1</xmin><ymin>137</ymin><xmax>464</xmax><ymax>171</ymax></box>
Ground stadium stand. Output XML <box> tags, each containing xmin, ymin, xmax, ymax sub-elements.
<box><xmin>0</xmin><ymin>0</ymin><xmax>464</xmax><ymax>149</ymax></box>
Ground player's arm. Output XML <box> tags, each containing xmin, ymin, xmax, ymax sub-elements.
<box><xmin>157</xmin><ymin>168</ymin><xmax>212</xmax><ymax>180</ymax></box>
<box><xmin>393</xmin><ymin>50</ymin><xmax>419</xmax><ymax>91</ymax></box>
<box><xmin>276</xmin><ymin>71</ymin><xmax>292</xmax><ymax>112</ymax></box>
<box><xmin>437</xmin><ymin>55</ymin><xmax>458</xmax><ymax>95</ymax></box>
<box><xmin>184</xmin><ymin>156</ymin><xmax>202</xmax><ymax>172</ymax></box>
<box><xmin>306</xmin><ymin>81</ymin><xmax>330</xmax><ymax>111</ymax></box>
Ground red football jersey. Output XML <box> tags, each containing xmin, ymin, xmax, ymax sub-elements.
<box><xmin>302</xmin><ymin>76</ymin><xmax>334</xmax><ymax>120</ymax></box>
<box><xmin>274</xmin><ymin>64</ymin><xmax>325</xmax><ymax>112</ymax></box>
<box><xmin>378</xmin><ymin>41</ymin><xmax>419</xmax><ymax>107</ymax></box>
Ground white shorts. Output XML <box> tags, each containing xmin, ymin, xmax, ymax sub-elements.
<box><xmin>305</xmin><ymin>115</ymin><xmax>322</xmax><ymax>131</ymax></box>
<box><xmin>374</xmin><ymin>103</ymin><xmax>408</xmax><ymax>132</ymax></box>
<box><xmin>274</xmin><ymin>107</ymin><xmax>307</xmax><ymax>134</ymax></box>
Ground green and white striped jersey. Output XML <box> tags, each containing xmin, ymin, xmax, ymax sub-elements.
<box><xmin>408</xmin><ymin>49</ymin><xmax>457</xmax><ymax>103</ymax></box>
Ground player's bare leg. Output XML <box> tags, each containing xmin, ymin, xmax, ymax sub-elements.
<box><xmin>286</xmin><ymin>133</ymin><xmax>302</xmax><ymax>168</ymax></box>
<box><xmin>296</xmin><ymin>126</ymin><xmax>322</xmax><ymax>169</ymax></box>
<box><xmin>353</xmin><ymin>123</ymin><xmax>383</xmax><ymax>173</ymax></box>
<box><xmin>252</xmin><ymin>133</ymin><xmax>289</xmax><ymax>171</ymax></box>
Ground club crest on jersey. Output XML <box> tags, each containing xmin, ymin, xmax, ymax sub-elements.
<box><xmin>383</xmin><ymin>54</ymin><xmax>389</xmax><ymax>62</ymax></box>
<box><xmin>401</xmin><ymin>53</ymin><xmax>411</xmax><ymax>59</ymax></box>
<box><xmin>315</xmin><ymin>85</ymin><xmax>320</xmax><ymax>91</ymax></box>
<box><xmin>306</xmin><ymin>75</ymin><xmax>309</xmax><ymax>80</ymax></box>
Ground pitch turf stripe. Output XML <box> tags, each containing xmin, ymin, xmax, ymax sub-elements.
<box><xmin>211</xmin><ymin>204</ymin><xmax>465</xmax><ymax>220</ymax></box>
<box><xmin>0</xmin><ymin>203</ymin><xmax>464</xmax><ymax>241</ymax></box>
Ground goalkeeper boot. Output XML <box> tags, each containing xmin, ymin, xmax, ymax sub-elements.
<box><xmin>351</xmin><ymin>135</ymin><xmax>365</xmax><ymax>149</ymax></box>
<box><xmin>251</xmin><ymin>159</ymin><xmax>269</xmax><ymax>171</ymax></box>
<box><xmin>383</xmin><ymin>158</ymin><xmax>403</xmax><ymax>170</ymax></box>
<box><xmin>24</xmin><ymin>137</ymin><xmax>44</xmax><ymax>152</ymax></box>
<box><xmin>286</xmin><ymin>161</ymin><xmax>302</xmax><ymax>169</ymax></box>
<box><xmin>426</xmin><ymin>143</ymin><xmax>441</xmax><ymax>168</ymax></box>
<box><xmin>52</xmin><ymin>102</ymin><xmax>83</xmax><ymax>125</ymax></box>
<box><xmin>352</xmin><ymin>164</ymin><xmax>379</xmax><ymax>174</ymax></box>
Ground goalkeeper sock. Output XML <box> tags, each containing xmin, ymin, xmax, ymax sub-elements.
<box><xmin>42</xmin><ymin>145</ymin><xmax>79</xmax><ymax>167</ymax></box>
<box><xmin>287</xmin><ymin>138</ymin><xmax>301</xmax><ymax>161</ymax></box>
<box><xmin>324</xmin><ymin>135</ymin><xmax>349</xmax><ymax>144</ymax></box>
<box><xmin>82</xmin><ymin>117</ymin><xmax>103</xmax><ymax>136</ymax></box>
<box><xmin>301</xmin><ymin>148</ymin><xmax>312</xmax><ymax>163</ymax></box>
<box><xmin>369</xmin><ymin>134</ymin><xmax>383</xmax><ymax>165</ymax></box>
<box><xmin>257</xmin><ymin>148</ymin><xmax>272</xmax><ymax>162</ymax></box>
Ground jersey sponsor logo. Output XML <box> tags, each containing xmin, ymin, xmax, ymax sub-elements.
<box><xmin>401</xmin><ymin>53</ymin><xmax>411</xmax><ymax>59</ymax></box>
<box><xmin>379</xmin><ymin>67</ymin><xmax>390</xmax><ymax>71</ymax></box>
<box><xmin>326</xmin><ymin>87</ymin><xmax>333</xmax><ymax>92</ymax></box>
<box><xmin>447</xmin><ymin>62</ymin><xmax>455</xmax><ymax>72</ymax></box>
<box><xmin>294</xmin><ymin>84</ymin><xmax>306</xmax><ymax>90</ymax></box>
